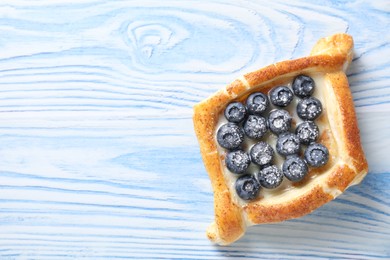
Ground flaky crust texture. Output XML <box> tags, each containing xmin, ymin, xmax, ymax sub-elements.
<box><xmin>193</xmin><ymin>34</ymin><xmax>368</xmax><ymax>245</ymax></box>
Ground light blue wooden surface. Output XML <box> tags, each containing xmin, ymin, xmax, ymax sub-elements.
<box><xmin>0</xmin><ymin>0</ymin><xmax>389</xmax><ymax>259</ymax></box>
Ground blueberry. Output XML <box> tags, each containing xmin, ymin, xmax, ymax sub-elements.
<box><xmin>297</xmin><ymin>97</ymin><xmax>323</xmax><ymax>120</ymax></box>
<box><xmin>295</xmin><ymin>121</ymin><xmax>320</xmax><ymax>145</ymax></box>
<box><xmin>269</xmin><ymin>86</ymin><xmax>294</xmax><ymax>107</ymax></box>
<box><xmin>243</xmin><ymin>115</ymin><xmax>268</xmax><ymax>139</ymax></box>
<box><xmin>256</xmin><ymin>165</ymin><xmax>283</xmax><ymax>189</ymax></box>
<box><xmin>282</xmin><ymin>155</ymin><xmax>308</xmax><ymax>182</ymax></box>
<box><xmin>235</xmin><ymin>174</ymin><xmax>261</xmax><ymax>200</ymax></box>
<box><xmin>304</xmin><ymin>143</ymin><xmax>329</xmax><ymax>167</ymax></box>
<box><xmin>292</xmin><ymin>75</ymin><xmax>315</xmax><ymax>98</ymax></box>
<box><xmin>225</xmin><ymin>150</ymin><xmax>251</xmax><ymax>174</ymax></box>
<box><xmin>217</xmin><ymin>123</ymin><xmax>244</xmax><ymax>150</ymax></box>
<box><xmin>224</xmin><ymin>102</ymin><xmax>247</xmax><ymax>123</ymax></box>
<box><xmin>276</xmin><ymin>132</ymin><xmax>301</xmax><ymax>156</ymax></box>
<box><xmin>246</xmin><ymin>92</ymin><xmax>269</xmax><ymax>115</ymax></box>
<box><xmin>268</xmin><ymin>109</ymin><xmax>292</xmax><ymax>135</ymax></box>
<box><xmin>250</xmin><ymin>141</ymin><xmax>274</xmax><ymax>166</ymax></box>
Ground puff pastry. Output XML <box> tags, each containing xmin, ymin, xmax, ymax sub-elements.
<box><xmin>193</xmin><ymin>33</ymin><xmax>368</xmax><ymax>245</ymax></box>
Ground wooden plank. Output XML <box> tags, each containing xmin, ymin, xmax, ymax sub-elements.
<box><xmin>0</xmin><ymin>0</ymin><xmax>389</xmax><ymax>258</ymax></box>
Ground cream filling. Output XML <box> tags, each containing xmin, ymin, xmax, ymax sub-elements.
<box><xmin>216</xmin><ymin>72</ymin><xmax>337</xmax><ymax>211</ymax></box>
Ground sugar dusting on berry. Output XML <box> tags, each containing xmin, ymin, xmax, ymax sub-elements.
<box><xmin>244</xmin><ymin>181</ymin><xmax>254</xmax><ymax>191</ymax></box>
<box><xmin>311</xmin><ymin>149</ymin><xmax>325</xmax><ymax>162</ymax></box>
<box><xmin>289</xmin><ymin>162</ymin><xmax>302</xmax><ymax>177</ymax></box>
<box><xmin>229</xmin><ymin>107</ymin><xmax>240</xmax><ymax>118</ymax></box>
<box><xmin>254</xmin><ymin>96</ymin><xmax>265</xmax><ymax>105</ymax></box>
<box><xmin>259</xmin><ymin>154</ymin><xmax>272</xmax><ymax>165</ymax></box>
<box><xmin>307</xmin><ymin>104</ymin><xmax>321</xmax><ymax>118</ymax></box>
<box><xmin>265</xmin><ymin>173</ymin><xmax>279</xmax><ymax>185</ymax></box>
<box><xmin>278</xmin><ymin>91</ymin><xmax>290</xmax><ymax>103</ymax></box>
<box><xmin>284</xmin><ymin>140</ymin><xmax>296</xmax><ymax>153</ymax></box>
<box><xmin>274</xmin><ymin>118</ymin><xmax>284</xmax><ymax>128</ymax></box>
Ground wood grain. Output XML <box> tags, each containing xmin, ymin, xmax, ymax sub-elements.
<box><xmin>0</xmin><ymin>0</ymin><xmax>389</xmax><ymax>259</ymax></box>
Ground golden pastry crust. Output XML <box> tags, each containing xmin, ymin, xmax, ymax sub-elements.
<box><xmin>193</xmin><ymin>34</ymin><xmax>368</xmax><ymax>245</ymax></box>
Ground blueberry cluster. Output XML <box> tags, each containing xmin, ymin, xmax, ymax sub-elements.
<box><xmin>217</xmin><ymin>75</ymin><xmax>329</xmax><ymax>201</ymax></box>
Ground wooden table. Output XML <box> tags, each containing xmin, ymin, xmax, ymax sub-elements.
<box><xmin>0</xmin><ymin>1</ymin><xmax>389</xmax><ymax>259</ymax></box>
